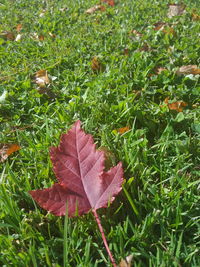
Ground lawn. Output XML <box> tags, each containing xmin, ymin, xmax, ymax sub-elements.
<box><xmin>0</xmin><ymin>0</ymin><xmax>200</xmax><ymax>266</ymax></box>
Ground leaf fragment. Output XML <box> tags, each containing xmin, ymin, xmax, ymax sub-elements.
<box><xmin>191</xmin><ymin>11</ymin><xmax>200</xmax><ymax>21</ymax></box>
<box><xmin>164</xmin><ymin>98</ymin><xmax>187</xmax><ymax>112</ymax></box>
<box><xmin>167</xmin><ymin>3</ymin><xmax>185</xmax><ymax>18</ymax></box>
<box><xmin>176</xmin><ymin>65</ymin><xmax>200</xmax><ymax>76</ymax></box>
<box><xmin>0</xmin><ymin>31</ymin><xmax>15</xmax><ymax>41</ymax></box>
<box><xmin>101</xmin><ymin>0</ymin><xmax>115</xmax><ymax>6</ymax></box>
<box><xmin>85</xmin><ymin>5</ymin><xmax>105</xmax><ymax>14</ymax></box>
<box><xmin>0</xmin><ymin>144</ymin><xmax>20</xmax><ymax>162</ymax></box>
<box><xmin>34</xmin><ymin>70</ymin><xmax>50</xmax><ymax>88</ymax></box>
<box><xmin>91</xmin><ymin>56</ymin><xmax>104</xmax><ymax>72</ymax></box>
<box><xmin>119</xmin><ymin>255</ymin><xmax>133</xmax><ymax>267</ymax></box>
<box><xmin>16</xmin><ymin>24</ymin><xmax>23</xmax><ymax>32</ymax></box>
<box><xmin>116</xmin><ymin>126</ymin><xmax>130</xmax><ymax>134</ymax></box>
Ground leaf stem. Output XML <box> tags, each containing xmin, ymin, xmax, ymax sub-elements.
<box><xmin>92</xmin><ymin>209</ymin><xmax>117</xmax><ymax>267</ymax></box>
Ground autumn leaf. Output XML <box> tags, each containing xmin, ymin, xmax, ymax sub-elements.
<box><xmin>34</xmin><ymin>70</ymin><xmax>50</xmax><ymax>88</ymax></box>
<box><xmin>119</xmin><ymin>255</ymin><xmax>133</xmax><ymax>267</ymax></box>
<box><xmin>164</xmin><ymin>98</ymin><xmax>187</xmax><ymax>112</ymax></box>
<box><xmin>0</xmin><ymin>144</ymin><xmax>20</xmax><ymax>162</ymax></box>
<box><xmin>0</xmin><ymin>31</ymin><xmax>15</xmax><ymax>41</ymax></box>
<box><xmin>162</xmin><ymin>26</ymin><xmax>175</xmax><ymax>35</ymax></box>
<box><xmin>176</xmin><ymin>65</ymin><xmax>200</xmax><ymax>76</ymax></box>
<box><xmin>91</xmin><ymin>56</ymin><xmax>104</xmax><ymax>72</ymax></box>
<box><xmin>16</xmin><ymin>24</ymin><xmax>23</xmax><ymax>32</ymax></box>
<box><xmin>149</xmin><ymin>66</ymin><xmax>167</xmax><ymax>76</ymax></box>
<box><xmin>101</xmin><ymin>0</ymin><xmax>115</xmax><ymax>7</ymax></box>
<box><xmin>31</xmin><ymin>32</ymin><xmax>45</xmax><ymax>41</ymax></box>
<box><xmin>167</xmin><ymin>3</ymin><xmax>185</xmax><ymax>18</ymax></box>
<box><xmin>153</xmin><ymin>22</ymin><xmax>167</xmax><ymax>31</ymax></box>
<box><xmin>128</xmin><ymin>30</ymin><xmax>143</xmax><ymax>41</ymax></box>
<box><xmin>191</xmin><ymin>11</ymin><xmax>200</xmax><ymax>21</ymax></box>
<box><xmin>117</xmin><ymin>126</ymin><xmax>130</xmax><ymax>134</ymax></box>
<box><xmin>29</xmin><ymin>120</ymin><xmax>124</xmax><ymax>217</ymax></box>
<box><xmin>85</xmin><ymin>5</ymin><xmax>106</xmax><ymax>14</ymax></box>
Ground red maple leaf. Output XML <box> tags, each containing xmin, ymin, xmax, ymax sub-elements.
<box><xmin>29</xmin><ymin>120</ymin><xmax>123</xmax><ymax>217</ymax></box>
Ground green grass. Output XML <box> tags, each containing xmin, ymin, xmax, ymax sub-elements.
<box><xmin>0</xmin><ymin>0</ymin><xmax>200</xmax><ymax>266</ymax></box>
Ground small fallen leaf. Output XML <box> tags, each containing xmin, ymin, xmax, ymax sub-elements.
<box><xmin>0</xmin><ymin>31</ymin><xmax>15</xmax><ymax>41</ymax></box>
<box><xmin>119</xmin><ymin>255</ymin><xmax>133</xmax><ymax>267</ymax></box>
<box><xmin>128</xmin><ymin>30</ymin><xmax>143</xmax><ymax>41</ymax></box>
<box><xmin>149</xmin><ymin>67</ymin><xmax>167</xmax><ymax>77</ymax></box>
<box><xmin>34</xmin><ymin>70</ymin><xmax>50</xmax><ymax>88</ymax></box>
<box><xmin>162</xmin><ymin>26</ymin><xmax>176</xmax><ymax>35</ymax></box>
<box><xmin>153</xmin><ymin>22</ymin><xmax>167</xmax><ymax>31</ymax></box>
<box><xmin>129</xmin><ymin>30</ymin><xmax>143</xmax><ymax>36</ymax></box>
<box><xmin>167</xmin><ymin>3</ymin><xmax>185</xmax><ymax>18</ymax></box>
<box><xmin>0</xmin><ymin>144</ymin><xmax>21</xmax><ymax>162</ymax></box>
<box><xmin>85</xmin><ymin>5</ymin><xmax>105</xmax><ymax>14</ymax></box>
<box><xmin>191</xmin><ymin>11</ymin><xmax>200</xmax><ymax>21</ymax></box>
<box><xmin>38</xmin><ymin>34</ymin><xmax>45</xmax><ymax>41</ymax></box>
<box><xmin>176</xmin><ymin>65</ymin><xmax>200</xmax><ymax>76</ymax></box>
<box><xmin>116</xmin><ymin>126</ymin><xmax>130</xmax><ymax>134</ymax></box>
<box><xmin>101</xmin><ymin>0</ymin><xmax>115</xmax><ymax>6</ymax></box>
<box><xmin>155</xmin><ymin>67</ymin><xmax>167</xmax><ymax>74</ymax></box>
<box><xmin>31</xmin><ymin>32</ymin><xmax>45</xmax><ymax>41</ymax></box>
<box><xmin>91</xmin><ymin>56</ymin><xmax>104</xmax><ymax>72</ymax></box>
<box><xmin>16</xmin><ymin>24</ymin><xmax>23</xmax><ymax>32</ymax></box>
<box><xmin>164</xmin><ymin>97</ymin><xmax>187</xmax><ymax>112</ymax></box>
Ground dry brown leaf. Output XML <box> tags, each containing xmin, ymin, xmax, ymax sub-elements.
<box><xmin>34</xmin><ymin>70</ymin><xmax>50</xmax><ymax>88</ymax></box>
<box><xmin>85</xmin><ymin>5</ymin><xmax>105</xmax><ymax>14</ymax></box>
<box><xmin>129</xmin><ymin>30</ymin><xmax>143</xmax><ymax>36</ymax></box>
<box><xmin>91</xmin><ymin>56</ymin><xmax>104</xmax><ymax>72</ymax></box>
<box><xmin>101</xmin><ymin>0</ymin><xmax>115</xmax><ymax>6</ymax></box>
<box><xmin>0</xmin><ymin>144</ymin><xmax>21</xmax><ymax>162</ymax></box>
<box><xmin>149</xmin><ymin>67</ymin><xmax>167</xmax><ymax>77</ymax></box>
<box><xmin>176</xmin><ymin>65</ymin><xmax>200</xmax><ymax>76</ymax></box>
<box><xmin>31</xmin><ymin>32</ymin><xmax>45</xmax><ymax>41</ymax></box>
<box><xmin>0</xmin><ymin>31</ymin><xmax>15</xmax><ymax>41</ymax></box>
<box><xmin>119</xmin><ymin>255</ymin><xmax>133</xmax><ymax>267</ymax></box>
<box><xmin>153</xmin><ymin>22</ymin><xmax>167</xmax><ymax>31</ymax></box>
<box><xmin>16</xmin><ymin>24</ymin><xmax>23</xmax><ymax>32</ymax></box>
<box><xmin>164</xmin><ymin>97</ymin><xmax>187</xmax><ymax>112</ymax></box>
<box><xmin>162</xmin><ymin>26</ymin><xmax>176</xmax><ymax>35</ymax></box>
<box><xmin>117</xmin><ymin>126</ymin><xmax>130</xmax><ymax>134</ymax></box>
<box><xmin>155</xmin><ymin>67</ymin><xmax>167</xmax><ymax>74</ymax></box>
<box><xmin>128</xmin><ymin>29</ymin><xmax>143</xmax><ymax>41</ymax></box>
<box><xmin>167</xmin><ymin>3</ymin><xmax>185</xmax><ymax>18</ymax></box>
<box><xmin>191</xmin><ymin>12</ymin><xmax>200</xmax><ymax>21</ymax></box>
